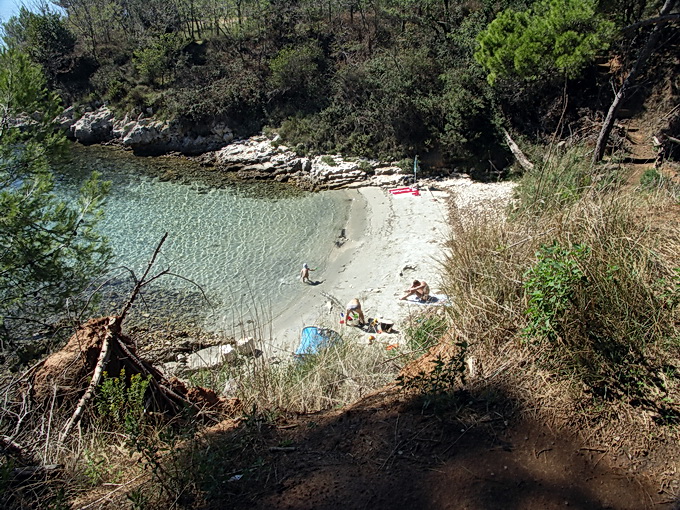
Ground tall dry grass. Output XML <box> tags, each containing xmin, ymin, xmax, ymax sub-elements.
<box><xmin>227</xmin><ymin>335</ymin><xmax>402</xmax><ymax>415</ymax></box>
<box><xmin>441</xmin><ymin>147</ymin><xmax>680</xmax><ymax>429</ymax></box>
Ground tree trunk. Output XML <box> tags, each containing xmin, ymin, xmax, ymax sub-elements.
<box><xmin>593</xmin><ymin>0</ymin><xmax>676</xmax><ymax>163</ymax></box>
<box><xmin>503</xmin><ymin>128</ymin><xmax>534</xmax><ymax>171</ymax></box>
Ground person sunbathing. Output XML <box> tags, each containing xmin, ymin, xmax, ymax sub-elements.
<box><xmin>400</xmin><ymin>280</ymin><xmax>430</xmax><ymax>302</ymax></box>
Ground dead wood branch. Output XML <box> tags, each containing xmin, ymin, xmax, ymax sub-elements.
<box><xmin>119</xmin><ymin>232</ymin><xmax>168</xmax><ymax>321</ymax></box>
<box><xmin>622</xmin><ymin>13</ymin><xmax>680</xmax><ymax>33</ymax></box>
<box><xmin>11</xmin><ymin>464</ymin><xmax>63</xmax><ymax>481</ymax></box>
<box><xmin>1</xmin><ymin>435</ymin><xmax>25</xmax><ymax>458</ymax></box>
<box><xmin>60</xmin><ymin>316</ymin><xmax>118</xmax><ymax>442</ymax></box>
<box><xmin>503</xmin><ymin>128</ymin><xmax>534</xmax><ymax>171</ymax></box>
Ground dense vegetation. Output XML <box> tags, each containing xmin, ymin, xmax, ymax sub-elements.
<box><xmin>2</xmin><ymin>0</ymin><xmax>676</xmax><ymax>167</ymax></box>
<box><xmin>0</xmin><ymin>1</ymin><xmax>679</xmax><ymax>508</ymax></box>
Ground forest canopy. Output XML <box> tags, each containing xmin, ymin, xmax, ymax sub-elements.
<box><xmin>1</xmin><ymin>0</ymin><xmax>675</xmax><ymax>167</ymax></box>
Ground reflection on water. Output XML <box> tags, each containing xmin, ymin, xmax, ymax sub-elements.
<box><xmin>55</xmin><ymin>145</ymin><xmax>350</xmax><ymax>334</ymax></box>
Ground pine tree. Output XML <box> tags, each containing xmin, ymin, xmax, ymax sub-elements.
<box><xmin>0</xmin><ymin>48</ymin><xmax>111</xmax><ymax>344</ymax></box>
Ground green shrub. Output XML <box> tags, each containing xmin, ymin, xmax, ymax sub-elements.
<box><xmin>90</xmin><ymin>64</ymin><xmax>128</xmax><ymax>103</ymax></box>
<box><xmin>132</xmin><ymin>33</ymin><xmax>185</xmax><ymax>85</ymax></box>
<box><xmin>396</xmin><ymin>158</ymin><xmax>413</xmax><ymax>173</ymax></box>
<box><xmin>442</xmin><ymin>141</ymin><xmax>680</xmax><ymax>419</ymax></box>
<box><xmin>357</xmin><ymin>160</ymin><xmax>373</xmax><ymax>173</ymax></box>
<box><xmin>523</xmin><ymin>242</ymin><xmax>589</xmax><ymax>342</ymax></box>
<box><xmin>404</xmin><ymin>314</ymin><xmax>448</xmax><ymax>352</ymax></box>
<box><xmin>320</xmin><ymin>155</ymin><xmax>337</xmax><ymax>166</ymax></box>
<box><xmin>640</xmin><ymin>168</ymin><xmax>660</xmax><ymax>187</ymax></box>
<box><xmin>95</xmin><ymin>369</ymin><xmax>151</xmax><ymax>435</ymax></box>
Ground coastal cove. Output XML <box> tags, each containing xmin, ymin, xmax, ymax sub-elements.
<box><xmin>55</xmin><ymin>144</ymin><xmax>353</xmax><ymax>344</ymax></box>
<box><xmin>55</xmin><ymin>143</ymin><xmax>516</xmax><ymax>355</ymax></box>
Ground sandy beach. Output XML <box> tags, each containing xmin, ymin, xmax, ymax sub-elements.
<box><xmin>267</xmin><ymin>175</ymin><xmax>516</xmax><ymax>355</ymax></box>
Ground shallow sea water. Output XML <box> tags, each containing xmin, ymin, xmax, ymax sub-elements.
<box><xmin>56</xmin><ymin>145</ymin><xmax>350</xmax><ymax>334</ymax></box>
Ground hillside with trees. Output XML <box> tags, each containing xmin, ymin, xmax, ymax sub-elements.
<box><xmin>2</xmin><ymin>0</ymin><xmax>676</xmax><ymax>170</ymax></box>
<box><xmin>0</xmin><ymin>1</ymin><xmax>679</xmax><ymax>509</ymax></box>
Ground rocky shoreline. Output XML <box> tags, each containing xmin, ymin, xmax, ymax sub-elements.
<box><xmin>59</xmin><ymin>106</ymin><xmax>431</xmax><ymax>191</ymax></box>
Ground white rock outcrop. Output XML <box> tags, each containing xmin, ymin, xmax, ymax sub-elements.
<box><xmin>71</xmin><ymin>106</ymin><xmax>115</xmax><ymax>144</ymax></box>
<box><xmin>61</xmin><ymin>106</ymin><xmax>417</xmax><ymax>189</ymax></box>
<box><xmin>64</xmin><ymin>106</ymin><xmax>234</xmax><ymax>154</ymax></box>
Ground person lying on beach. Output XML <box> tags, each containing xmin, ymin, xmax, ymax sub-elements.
<box><xmin>400</xmin><ymin>280</ymin><xmax>430</xmax><ymax>302</ymax></box>
<box><xmin>345</xmin><ymin>298</ymin><xmax>365</xmax><ymax>326</ymax></box>
<box><xmin>300</xmin><ymin>263</ymin><xmax>315</xmax><ymax>283</ymax></box>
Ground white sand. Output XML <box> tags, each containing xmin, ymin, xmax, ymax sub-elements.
<box><xmin>266</xmin><ymin>176</ymin><xmax>516</xmax><ymax>356</ymax></box>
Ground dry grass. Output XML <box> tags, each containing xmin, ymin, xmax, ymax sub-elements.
<box><xmin>437</xmin><ymin>148</ymin><xmax>680</xmax><ymax>495</ymax></box>
<box><xmin>227</xmin><ymin>334</ymin><xmax>403</xmax><ymax>415</ymax></box>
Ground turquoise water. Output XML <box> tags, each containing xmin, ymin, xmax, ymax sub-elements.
<box><xmin>55</xmin><ymin>145</ymin><xmax>350</xmax><ymax>333</ymax></box>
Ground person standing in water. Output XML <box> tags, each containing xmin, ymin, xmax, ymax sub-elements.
<box><xmin>300</xmin><ymin>263</ymin><xmax>315</xmax><ymax>283</ymax></box>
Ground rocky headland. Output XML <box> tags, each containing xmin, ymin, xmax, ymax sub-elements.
<box><xmin>59</xmin><ymin>106</ymin><xmax>437</xmax><ymax>190</ymax></box>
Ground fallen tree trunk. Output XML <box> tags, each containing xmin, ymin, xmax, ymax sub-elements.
<box><xmin>59</xmin><ymin>317</ymin><xmax>117</xmax><ymax>442</ymax></box>
<box><xmin>503</xmin><ymin>128</ymin><xmax>534</xmax><ymax>171</ymax></box>
<box><xmin>31</xmin><ymin>315</ymin><xmax>223</xmax><ymax>434</ymax></box>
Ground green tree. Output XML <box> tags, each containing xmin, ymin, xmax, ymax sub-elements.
<box><xmin>268</xmin><ymin>42</ymin><xmax>327</xmax><ymax>98</ymax></box>
<box><xmin>1</xmin><ymin>7</ymin><xmax>76</xmax><ymax>80</ymax></box>
<box><xmin>133</xmin><ymin>33</ymin><xmax>185</xmax><ymax>85</ymax></box>
<box><xmin>475</xmin><ymin>0</ymin><xmax>616</xmax><ymax>84</ymax></box>
<box><xmin>0</xmin><ymin>48</ymin><xmax>110</xmax><ymax>342</ymax></box>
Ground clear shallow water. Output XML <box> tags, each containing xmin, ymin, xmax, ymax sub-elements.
<box><xmin>55</xmin><ymin>145</ymin><xmax>350</xmax><ymax>333</ymax></box>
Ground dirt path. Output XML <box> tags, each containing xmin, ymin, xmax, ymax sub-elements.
<box><xmin>619</xmin><ymin>121</ymin><xmax>658</xmax><ymax>189</ymax></box>
<box><xmin>199</xmin><ymin>386</ymin><xmax>669</xmax><ymax>509</ymax></box>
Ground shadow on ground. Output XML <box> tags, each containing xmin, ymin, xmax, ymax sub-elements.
<box><xmin>175</xmin><ymin>378</ymin><xmax>672</xmax><ymax>510</ymax></box>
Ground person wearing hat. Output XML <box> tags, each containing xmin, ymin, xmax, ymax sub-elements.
<box><xmin>300</xmin><ymin>263</ymin><xmax>315</xmax><ymax>284</ymax></box>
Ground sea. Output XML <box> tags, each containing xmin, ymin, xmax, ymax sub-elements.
<box><xmin>54</xmin><ymin>144</ymin><xmax>351</xmax><ymax>336</ymax></box>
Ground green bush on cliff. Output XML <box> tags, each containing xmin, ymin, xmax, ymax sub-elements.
<box><xmin>133</xmin><ymin>33</ymin><xmax>186</xmax><ymax>86</ymax></box>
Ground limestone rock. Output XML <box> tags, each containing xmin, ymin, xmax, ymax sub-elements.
<box><xmin>186</xmin><ymin>345</ymin><xmax>236</xmax><ymax>371</ymax></box>
<box><xmin>71</xmin><ymin>106</ymin><xmax>115</xmax><ymax>144</ymax></box>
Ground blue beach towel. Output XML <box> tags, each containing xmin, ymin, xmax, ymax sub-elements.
<box><xmin>294</xmin><ymin>327</ymin><xmax>342</xmax><ymax>357</ymax></box>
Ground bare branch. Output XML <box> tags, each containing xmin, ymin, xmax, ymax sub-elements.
<box><xmin>59</xmin><ymin>316</ymin><xmax>117</xmax><ymax>442</ymax></box>
<box><xmin>503</xmin><ymin>128</ymin><xmax>534</xmax><ymax>171</ymax></box>
<box><xmin>622</xmin><ymin>13</ymin><xmax>680</xmax><ymax>34</ymax></box>
<box><xmin>118</xmin><ymin>232</ymin><xmax>168</xmax><ymax>322</ymax></box>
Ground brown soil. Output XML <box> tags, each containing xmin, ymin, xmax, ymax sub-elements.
<box><xmin>31</xmin><ymin>316</ymin><xmax>121</xmax><ymax>403</ymax></box>
<box><xmin>197</xmin><ymin>384</ymin><xmax>671</xmax><ymax>510</ymax></box>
